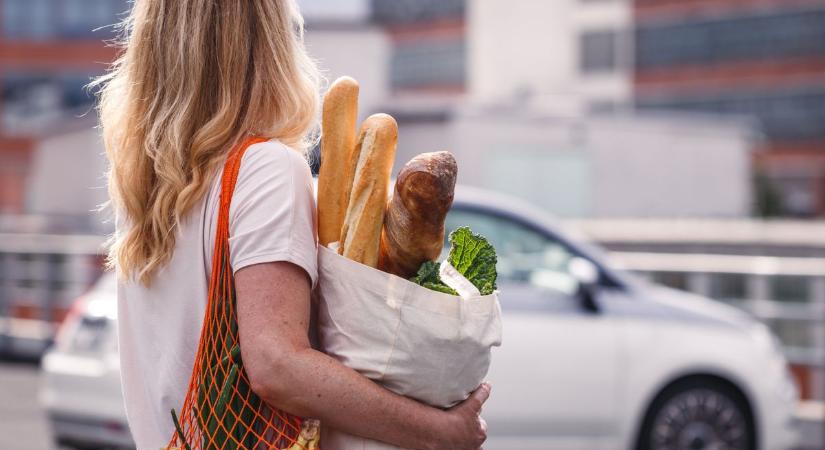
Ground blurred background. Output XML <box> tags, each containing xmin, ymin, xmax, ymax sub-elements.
<box><xmin>0</xmin><ymin>0</ymin><xmax>823</xmax><ymax>449</ymax></box>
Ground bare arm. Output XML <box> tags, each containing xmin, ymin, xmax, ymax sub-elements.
<box><xmin>235</xmin><ymin>261</ymin><xmax>489</xmax><ymax>450</ymax></box>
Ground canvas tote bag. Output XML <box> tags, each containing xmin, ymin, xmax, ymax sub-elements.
<box><xmin>315</xmin><ymin>244</ymin><xmax>503</xmax><ymax>450</ymax></box>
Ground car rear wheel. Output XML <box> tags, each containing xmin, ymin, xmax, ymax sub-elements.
<box><xmin>638</xmin><ymin>378</ymin><xmax>755</xmax><ymax>450</ymax></box>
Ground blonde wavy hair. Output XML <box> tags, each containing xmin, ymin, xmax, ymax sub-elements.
<box><xmin>94</xmin><ymin>0</ymin><xmax>320</xmax><ymax>286</ymax></box>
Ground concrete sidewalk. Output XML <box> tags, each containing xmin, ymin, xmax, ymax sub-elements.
<box><xmin>796</xmin><ymin>400</ymin><xmax>825</xmax><ymax>450</ymax></box>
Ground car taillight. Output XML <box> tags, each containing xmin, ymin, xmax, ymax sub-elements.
<box><xmin>54</xmin><ymin>295</ymin><xmax>87</xmax><ymax>347</ymax></box>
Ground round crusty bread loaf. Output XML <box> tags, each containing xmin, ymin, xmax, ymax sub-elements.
<box><xmin>317</xmin><ymin>76</ymin><xmax>359</xmax><ymax>247</ymax></box>
<box><xmin>338</xmin><ymin>114</ymin><xmax>398</xmax><ymax>267</ymax></box>
<box><xmin>378</xmin><ymin>151</ymin><xmax>457</xmax><ymax>278</ymax></box>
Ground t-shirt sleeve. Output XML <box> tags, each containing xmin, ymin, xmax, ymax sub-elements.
<box><xmin>227</xmin><ymin>141</ymin><xmax>318</xmax><ymax>288</ymax></box>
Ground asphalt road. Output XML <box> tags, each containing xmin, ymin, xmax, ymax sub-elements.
<box><xmin>0</xmin><ymin>359</ymin><xmax>57</xmax><ymax>450</ymax></box>
<box><xmin>2</xmin><ymin>359</ymin><xmax>821</xmax><ymax>450</ymax></box>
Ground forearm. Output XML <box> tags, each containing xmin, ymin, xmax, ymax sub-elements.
<box><xmin>257</xmin><ymin>346</ymin><xmax>443</xmax><ymax>450</ymax></box>
<box><xmin>235</xmin><ymin>262</ymin><xmax>448</xmax><ymax>449</ymax></box>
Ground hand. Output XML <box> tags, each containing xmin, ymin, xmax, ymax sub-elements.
<box><xmin>429</xmin><ymin>383</ymin><xmax>491</xmax><ymax>450</ymax></box>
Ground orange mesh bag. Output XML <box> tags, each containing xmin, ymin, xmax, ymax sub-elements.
<box><xmin>166</xmin><ymin>136</ymin><xmax>320</xmax><ymax>450</ymax></box>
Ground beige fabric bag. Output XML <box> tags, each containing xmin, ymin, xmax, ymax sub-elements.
<box><xmin>314</xmin><ymin>244</ymin><xmax>503</xmax><ymax>450</ymax></box>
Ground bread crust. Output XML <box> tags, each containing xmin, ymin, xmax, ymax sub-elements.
<box><xmin>317</xmin><ymin>76</ymin><xmax>359</xmax><ymax>247</ymax></box>
<box><xmin>338</xmin><ymin>114</ymin><xmax>398</xmax><ymax>267</ymax></box>
<box><xmin>378</xmin><ymin>151</ymin><xmax>457</xmax><ymax>278</ymax></box>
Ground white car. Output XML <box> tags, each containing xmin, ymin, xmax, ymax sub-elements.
<box><xmin>40</xmin><ymin>274</ymin><xmax>133</xmax><ymax>449</ymax></box>
<box><xmin>446</xmin><ymin>186</ymin><xmax>799</xmax><ymax>450</ymax></box>
<box><xmin>40</xmin><ymin>186</ymin><xmax>799</xmax><ymax>450</ymax></box>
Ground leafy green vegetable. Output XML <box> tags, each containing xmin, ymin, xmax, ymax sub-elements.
<box><xmin>410</xmin><ymin>261</ymin><xmax>442</xmax><ymax>287</ymax></box>
<box><xmin>411</xmin><ymin>227</ymin><xmax>498</xmax><ymax>296</ymax></box>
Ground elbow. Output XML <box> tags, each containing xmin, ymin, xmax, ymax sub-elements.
<box><xmin>246</xmin><ymin>367</ymin><xmax>277</xmax><ymax>404</ymax></box>
<box><xmin>245</xmin><ymin>349</ymin><xmax>308</xmax><ymax>414</ymax></box>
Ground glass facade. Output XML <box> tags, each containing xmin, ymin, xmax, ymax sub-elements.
<box><xmin>1</xmin><ymin>72</ymin><xmax>101</xmax><ymax>132</ymax></box>
<box><xmin>2</xmin><ymin>73</ymin><xmax>98</xmax><ymax>107</ymax></box>
<box><xmin>391</xmin><ymin>39</ymin><xmax>465</xmax><ymax>90</ymax></box>
<box><xmin>1</xmin><ymin>0</ymin><xmax>130</xmax><ymax>40</ymax></box>
<box><xmin>372</xmin><ymin>0</ymin><xmax>464</xmax><ymax>25</ymax></box>
<box><xmin>636</xmin><ymin>7</ymin><xmax>825</xmax><ymax>69</ymax></box>
<box><xmin>638</xmin><ymin>87</ymin><xmax>825</xmax><ymax>141</ymax></box>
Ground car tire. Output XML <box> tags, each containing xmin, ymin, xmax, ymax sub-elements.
<box><xmin>637</xmin><ymin>378</ymin><xmax>756</xmax><ymax>450</ymax></box>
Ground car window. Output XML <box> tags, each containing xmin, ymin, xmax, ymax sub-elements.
<box><xmin>445</xmin><ymin>208</ymin><xmax>583</xmax><ymax>295</ymax></box>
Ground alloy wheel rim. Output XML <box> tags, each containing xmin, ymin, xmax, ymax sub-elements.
<box><xmin>650</xmin><ymin>388</ymin><xmax>747</xmax><ymax>450</ymax></box>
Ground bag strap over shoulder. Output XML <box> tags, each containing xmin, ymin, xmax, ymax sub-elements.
<box><xmin>201</xmin><ymin>135</ymin><xmax>268</xmax><ymax>337</ymax></box>
<box><xmin>208</xmin><ymin>136</ymin><xmax>268</xmax><ymax>281</ymax></box>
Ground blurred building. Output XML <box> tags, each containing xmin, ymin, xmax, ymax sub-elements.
<box><xmin>372</xmin><ymin>0</ymin><xmax>466</xmax><ymax>97</ymax></box>
<box><xmin>0</xmin><ymin>0</ymin><xmax>390</xmax><ymax>221</ymax></box>
<box><xmin>0</xmin><ymin>0</ymin><xmax>124</xmax><ymax>215</ymax></box>
<box><xmin>392</xmin><ymin>102</ymin><xmax>755</xmax><ymax>219</ymax></box>
<box><xmin>469</xmin><ymin>0</ymin><xmax>633</xmax><ymax>114</ymax></box>
<box><xmin>373</xmin><ymin>0</ymin><xmax>635</xmax><ymax>112</ymax></box>
<box><xmin>377</xmin><ymin>0</ymin><xmax>756</xmax><ymax>219</ymax></box>
<box><xmin>371</xmin><ymin>0</ymin><xmax>825</xmax><ymax>218</ymax></box>
<box><xmin>634</xmin><ymin>0</ymin><xmax>825</xmax><ymax>217</ymax></box>
<box><xmin>302</xmin><ymin>0</ymin><xmax>389</xmax><ymax>121</ymax></box>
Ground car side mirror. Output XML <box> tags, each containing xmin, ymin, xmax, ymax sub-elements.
<box><xmin>569</xmin><ymin>257</ymin><xmax>600</xmax><ymax>313</ymax></box>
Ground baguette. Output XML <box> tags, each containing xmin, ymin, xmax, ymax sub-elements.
<box><xmin>378</xmin><ymin>152</ymin><xmax>457</xmax><ymax>278</ymax></box>
<box><xmin>317</xmin><ymin>76</ymin><xmax>360</xmax><ymax>247</ymax></box>
<box><xmin>338</xmin><ymin>114</ymin><xmax>398</xmax><ymax>267</ymax></box>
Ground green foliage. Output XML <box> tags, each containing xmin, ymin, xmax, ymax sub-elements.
<box><xmin>753</xmin><ymin>171</ymin><xmax>784</xmax><ymax>217</ymax></box>
<box><xmin>447</xmin><ymin>227</ymin><xmax>498</xmax><ymax>295</ymax></box>
<box><xmin>410</xmin><ymin>227</ymin><xmax>498</xmax><ymax>296</ymax></box>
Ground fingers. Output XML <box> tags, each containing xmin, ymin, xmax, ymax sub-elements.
<box><xmin>466</xmin><ymin>382</ymin><xmax>492</xmax><ymax>412</ymax></box>
<box><xmin>476</xmin><ymin>416</ymin><xmax>488</xmax><ymax>450</ymax></box>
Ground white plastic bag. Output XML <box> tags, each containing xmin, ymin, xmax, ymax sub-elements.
<box><xmin>314</xmin><ymin>244</ymin><xmax>503</xmax><ymax>450</ymax></box>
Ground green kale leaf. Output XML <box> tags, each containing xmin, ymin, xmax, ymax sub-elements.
<box><xmin>410</xmin><ymin>227</ymin><xmax>498</xmax><ymax>296</ymax></box>
<box><xmin>411</xmin><ymin>260</ymin><xmax>439</xmax><ymax>285</ymax></box>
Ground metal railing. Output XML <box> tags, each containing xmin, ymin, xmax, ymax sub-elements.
<box><xmin>0</xmin><ymin>233</ymin><xmax>105</xmax><ymax>356</ymax></box>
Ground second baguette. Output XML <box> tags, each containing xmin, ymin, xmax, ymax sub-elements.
<box><xmin>338</xmin><ymin>114</ymin><xmax>398</xmax><ymax>267</ymax></box>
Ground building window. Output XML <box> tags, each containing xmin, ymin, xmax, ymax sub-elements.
<box><xmin>580</xmin><ymin>30</ymin><xmax>619</xmax><ymax>73</ymax></box>
<box><xmin>637</xmin><ymin>87</ymin><xmax>825</xmax><ymax>141</ymax></box>
<box><xmin>636</xmin><ymin>7</ymin><xmax>825</xmax><ymax>69</ymax></box>
<box><xmin>2</xmin><ymin>72</ymin><xmax>100</xmax><ymax>134</ymax></box>
<box><xmin>2</xmin><ymin>0</ymin><xmax>53</xmax><ymax>40</ymax></box>
<box><xmin>391</xmin><ymin>38</ymin><xmax>465</xmax><ymax>90</ymax></box>
<box><xmin>1</xmin><ymin>0</ymin><xmax>130</xmax><ymax>40</ymax></box>
<box><xmin>63</xmin><ymin>0</ymin><xmax>123</xmax><ymax>38</ymax></box>
<box><xmin>372</xmin><ymin>0</ymin><xmax>464</xmax><ymax>25</ymax></box>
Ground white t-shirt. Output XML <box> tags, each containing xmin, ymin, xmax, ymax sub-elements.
<box><xmin>116</xmin><ymin>140</ymin><xmax>318</xmax><ymax>450</ymax></box>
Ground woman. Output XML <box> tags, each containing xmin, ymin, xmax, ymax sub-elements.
<box><xmin>96</xmin><ymin>1</ymin><xmax>489</xmax><ymax>449</ymax></box>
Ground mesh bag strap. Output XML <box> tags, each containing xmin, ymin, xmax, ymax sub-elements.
<box><xmin>211</xmin><ymin>136</ymin><xmax>268</xmax><ymax>286</ymax></box>
<box><xmin>166</xmin><ymin>137</ymin><xmax>319</xmax><ymax>450</ymax></box>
